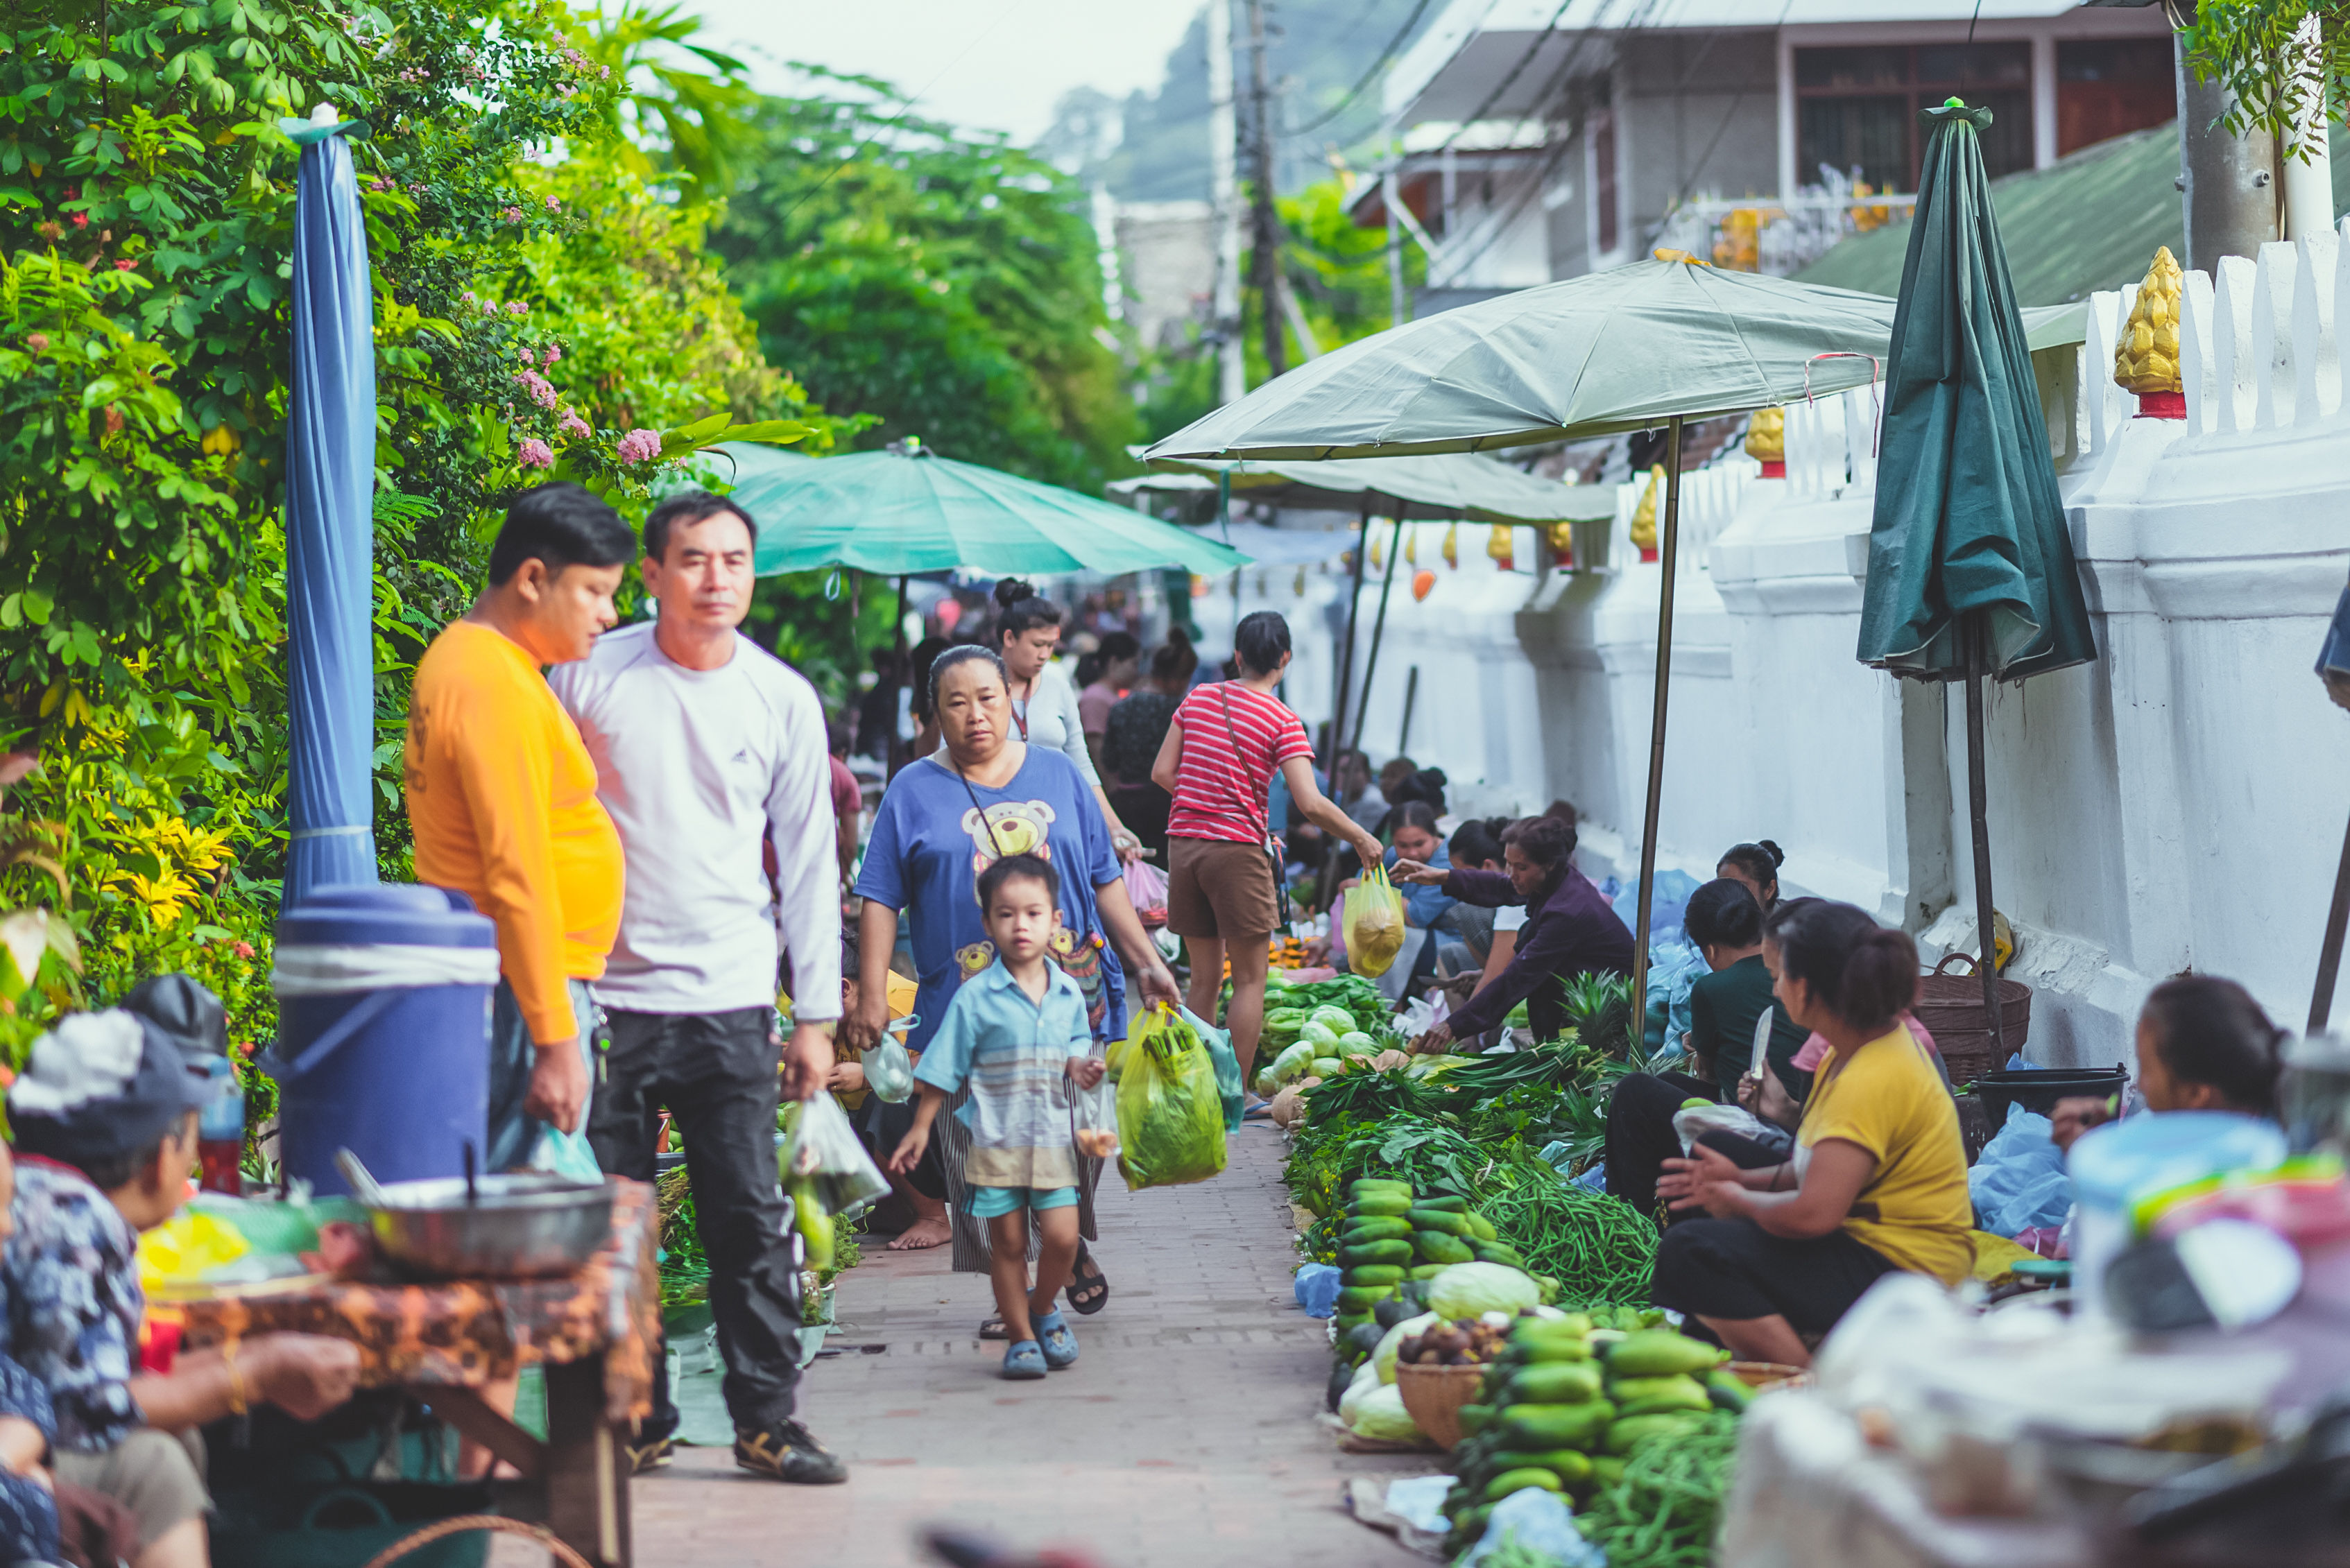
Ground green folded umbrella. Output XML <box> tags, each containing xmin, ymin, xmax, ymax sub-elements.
<box><xmin>719</xmin><ymin>438</ymin><xmax>1248</xmax><ymax>578</ymax></box>
<box><xmin>1858</xmin><ymin>101</ymin><xmax>2098</xmax><ymax>1051</ymax></box>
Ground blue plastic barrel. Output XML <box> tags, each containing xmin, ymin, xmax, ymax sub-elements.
<box><xmin>263</xmin><ymin>883</ymin><xmax>497</xmax><ymax>1196</ymax></box>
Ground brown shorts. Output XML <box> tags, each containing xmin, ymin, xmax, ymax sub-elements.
<box><xmin>1166</xmin><ymin>836</ymin><xmax>1280</xmax><ymax>942</ymax></box>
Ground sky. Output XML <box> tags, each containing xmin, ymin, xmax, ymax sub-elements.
<box><xmin>687</xmin><ymin>0</ymin><xmax>1207</xmax><ymax>146</ymax></box>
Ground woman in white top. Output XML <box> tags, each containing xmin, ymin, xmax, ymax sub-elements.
<box><xmin>993</xmin><ymin>580</ymin><xmax>1142</xmax><ymax>860</ymax></box>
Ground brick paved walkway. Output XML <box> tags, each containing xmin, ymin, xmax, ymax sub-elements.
<box><xmin>596</xmin><ymin>1124</ymin><xmax>1434</xmax><ymax>1567</ymax></box>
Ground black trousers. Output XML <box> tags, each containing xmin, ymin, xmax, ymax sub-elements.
<box><xmin>1649</xmin><ymin>1218</ymin><xmax>1896</xmax><ymax>1333</ymax></box>
<box><xmin>1604</xmin><ymin>1071</ymin><xmax>1785</xmax><ymax>1220</ymax></box>
<box><xmin>589</xmin><ymin>1008</ymin><xmax>801</xmax><ymax>1437</ymax></box>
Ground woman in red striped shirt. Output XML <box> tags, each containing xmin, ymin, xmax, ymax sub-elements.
<box><xmin>1151</xmin><ymin>612</ymin><xmax>1382</xmax><ymax>1089</ymax></box>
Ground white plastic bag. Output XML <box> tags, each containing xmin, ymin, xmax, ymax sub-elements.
<box><xmin>1124</xmin><ymin>858</ymin><xmax>1169</xmax><ymax>926</ymax></box>
<box><xmin>863</xmin><ymin>1020</ymin><xmax>917</xmax><ymax>1104</ymax></box>
<box><xmin>780</xmin><ymin>1091</ymin><xmax>891</xmax><ymax>1218</ymax></box>
<box><xmin>1672</xmin><ymin>1099</ymin><xmax>1779</xmax><ymax>1155</ymax></box>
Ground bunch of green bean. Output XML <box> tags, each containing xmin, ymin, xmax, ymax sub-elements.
<box><xmin>1480</xmin><ymin>1175</ymin><xmax>1658</xmax><ymax>1306</ymax></box>
<box><xmin>1575</xmin><ymin>1413</ymin><xmax>1740</xmax><ymax>1568</ymax></box>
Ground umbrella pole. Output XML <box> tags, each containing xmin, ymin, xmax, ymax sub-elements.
<box><xmin>2309</xmin><ymin>810</ymin><xmax>2350</xmax><ymax>1033</ymax></box>
<box><xmin>1965</xmin><ymin>612</ymin><xmax>2005</xmax><ymax>1058</ymax></box>
<box><xmin>1631</xmin><ymin>416</ymin><xmax>1686</xmax><ymax>1013</ymax></box>
<box><xmin>889</xmin><ymin>574</ymin><xmax>911</xmax><ymax>780</ymax></box>
<box><xmin>1324</xmin><ymin>493</ymin><xmax>1372</xmax><ymax>776</ymax></box>
<box><xmin>1348</xmin><ymin>518</ymin><xmax>1405</xmax><ymax>757</ymax></box>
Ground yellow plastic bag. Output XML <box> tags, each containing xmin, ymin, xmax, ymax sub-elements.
<box><xmin>1115</xmin><ymin>1004</ymin><xmax>1228</xmax><ymax>1190</ymax></box>
<box><xmin>1344</xmin><ymin>867</ymin><xmax>1408</xmax><ymax>978</ymax></box>
<box><xmin>137</xmin><ymin>1211</ymin><xmax>250</xmax><ymax>1295</ymax></box>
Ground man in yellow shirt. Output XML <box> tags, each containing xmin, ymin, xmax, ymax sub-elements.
<box><xmin>404</xmin><ymin>483</ymin><xmax>631</xmax><ymax>1169</ymax></box>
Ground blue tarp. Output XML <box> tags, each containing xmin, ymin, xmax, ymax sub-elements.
<box><xmin>281</xmin><ymin>114</ymin><xmax>379</xmax><ymax>904</ymax></box>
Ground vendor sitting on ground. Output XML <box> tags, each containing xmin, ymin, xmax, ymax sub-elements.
<box><xmin>1649</xmin><ymin>900</ymin><xmax>1970</xmax><ymax>1368</ymax></box>
<box><xmin>4</xmin><ymin>1010</ymin><xmax>361</xmax><ymax>1568</ymax></box>
<box><xmin>2049</xmin><ymin>974</ymin><xmax>2284</xmax><ymax>1152</ymax></box>
<box><xmin>1396</xmin><ymin>815</ymin><xmax>1633</xmax><ymax>1050</ymax></box>
<box><xmin>1605</xmin><ymin>879</ymin><xmax>1814</xmax><ymax>1215</ymax></box>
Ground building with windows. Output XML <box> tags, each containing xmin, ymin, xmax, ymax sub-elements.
<box><xmin>1353</xmin><ymin>1</ymin><xmax>2175</xmax><ymax>304</ymax></box>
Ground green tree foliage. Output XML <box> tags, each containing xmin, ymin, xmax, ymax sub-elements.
<box><xmin>0</xmin><ymin>1</ymin><xmax>834</xmax><ymax>1063</ymax></box>
<box><xmin>2183</xmin><ymin>1</ymin><xmax>2350</xmax><ymax>164</ymax></box>
<box><xmin>714</xmin><ymin>71</ymin><xmax>1137</xmax><ymax>494</ymax></box>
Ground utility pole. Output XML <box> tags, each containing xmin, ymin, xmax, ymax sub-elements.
<box><xmin>1244</xmin><ymin>0</ymin><xmax>1287</xmax><ymax>380</ymax></box>
<box><xmin>2170</xmin><ymin>3</ymin><xmax>2277</xmax><ymax>266</ymax></box>
<box><xmin>2281</xmin><ymin>10</ymin><xmax>2333</xmax><ymax>242</ymax></box>
<box><xmin>1384</xmin><ymin>168</ymin><xmax>1407</xmax><ymax>329</ymax></box>
<box><xmin>1207</xmin><ymin>0</ymin><xmax>1244</xmax><ymax>405</ymax></box>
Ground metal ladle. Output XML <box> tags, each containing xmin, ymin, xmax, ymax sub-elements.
<box><xmin>334</xmin><ymin>1146</ymin><xmax>388</xmax><ymax>1207</ymax></box>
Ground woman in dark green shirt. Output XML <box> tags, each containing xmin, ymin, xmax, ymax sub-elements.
<box><xmin>1606</xmin><ymin>879</ymin><xmax>1807</xmax><ymax>1216</ymax></box>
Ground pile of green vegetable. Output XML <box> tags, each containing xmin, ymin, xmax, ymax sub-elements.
<box><xmin>1480</xmin><ymin>1179</ymin><xmax>1660</xmax><ymax>1309</ymax></box>
<box><xmin>1332</xmin><ymin>1178</ymin><xmax>1536</xmax><ymax>1329</ymax></box>
<box><xmin>1444</xmin><ymin>1312</ymin><xmax>1747</xmax><ymax>1559</ymax></box>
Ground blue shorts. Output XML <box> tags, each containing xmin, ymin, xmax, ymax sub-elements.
<box><xmin>967</xmin><ymin>1184</ymin><xmax>1079</xmax><ymax>1219</ymax></box>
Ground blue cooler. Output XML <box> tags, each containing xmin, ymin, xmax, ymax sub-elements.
<box><xmin>264</xmin><ymin>883</ymin><xmax>499</xmax><ymax>1196</ymax></box>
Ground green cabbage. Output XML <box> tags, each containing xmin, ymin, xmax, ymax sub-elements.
<box><xmin>1299</xmin><ymin>1020</ymin><xmax>1341</xmax><ymax>1051</ymax></box>
<box><xmin>1336</xmin><ymin>1031</ymin><xmax>1378</xmax><ymax>1057</ymax></box>
<box><xmin>1310</xmin><ymin>1057</ymin><xmax>1344</xmax><ymax>1079</ymax></box>
<box><xmin>1337</xmin><ymin>1359</ymin><xmax>1382</xmax><ymax>1424</ymax></box>
<box><xmin>1346</xmin><ymin>1382</ymin><xmax>1421</xmax><ymax>1442</ymax></box>
<box><xmin>1308</xmin><ymin>1005</ymin><xmax>1358</xmax><ymax>1035</ymax></box>
<box><xmin>1425</xmin><ymin>1261</ymin><xmax>1541</xmax><ymax>1320</ymax></box>
<box><xmin>1269</xmin><ymin>1042</ymin><xmax>1315</xmax><ymax>1085</ymax></box>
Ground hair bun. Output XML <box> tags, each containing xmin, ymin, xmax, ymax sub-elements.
<box><xmin>995</xmin><ymin>578</ymin><xmax>1035</xmax><ymax>608</ymax></box>
<box><xmin>1759</xmin><ymin>839</ymin><xmax>1785</xmax><ymax>868</ymax></box>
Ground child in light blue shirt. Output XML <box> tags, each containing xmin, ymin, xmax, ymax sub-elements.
<box><xmin>891</xmin><ymin>853</ymin><xmax>1105</xmax><ymax>1379</ymax></box>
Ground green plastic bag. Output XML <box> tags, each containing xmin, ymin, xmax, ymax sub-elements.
<box><xmin>1177</xmin><ymin>1002</ymin><xmax>1246</xmax><ymax>1132</ymax></box>
<box><xmin>1115</xmin><ymin>1003</ymin><xmax>1229</xmax><ymax>1191</ymax></box>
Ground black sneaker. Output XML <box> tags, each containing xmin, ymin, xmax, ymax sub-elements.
<box><xmin>734</xmin><ymin>1419</ymin><xmax>847</xmax><ymax>1485</ymax></box>
<box><xmin>626</xmin><ymin>1433</ymin><xmax>674</xmax><ymax>1476</ymax></box>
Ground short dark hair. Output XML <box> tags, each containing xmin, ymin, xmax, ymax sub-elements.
<box><xmin>1097</xmin><ymin>630</ymin><xmax>1140</xmax><ymax>664</ymax></box>
<box><xmin>907</xmin><ymin>636</ymin><xmax>952</xmax><ymax>719</ymax></box>
<box><xmin>1503</xmin><ymin>814</ymin><xmax>1577</xmax><ymax>868</ymax></box>
<box><xmin>977</xmin><ymin>852</ymin><xmax>1059</xmax><ymax>909</ymax></box>
<box><xmin>643</xmin><ymin>489</ymin><xmax>757</xmax><ymax>565</ymax></box>
<box><xmin>1149</xmin><ymin>628</ymin><xmax>1198</xmax><ymax>685</ymax></box>
<box><xmin>1391</xmin><ymin>800</ymin><xmax>1442</xmax><ymax>838</ymax></box>
<box><xmin>488</xmin><ymin>482</ymin><xmax>636</xmax><ymax>587</ymax></box>
<box><xmin>1762</xmin><ymin>898</ymin><xmax>1918</xmax><ymax>1034</ymax></box>
<box><xmin>22</xmin><ymin>1113</ymin><xmax>190</xmax><ymax>1195</ymax></box>
<box><xmin>1684</xmin><ymin>877</ymin><xmax>1765</xmax><ymax>951</ymax></box>
<box><xmin>1233</xmin><ymin>610</ymin><xmax>1292</xmax><ymax>675</ymax></box>
<box><xmin>1449</xmin><ymin>816</ymin><xmax>1509</xmax><ymax>868</ymax></box>
<box><xmin>2140</xmin><ymin>975</ymin><xmax>2285</xmax><ymax>1117</ymax></box>
<box><xmin>993</xmin><ymin>579</ymin><xmax>1063</xmax><ymax>641</ymax></box>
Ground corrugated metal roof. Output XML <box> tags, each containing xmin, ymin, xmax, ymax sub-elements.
<box><xmin>1794</xmin><ymin>122</ymin><xmax>2350</xmax><ymax>304</ymax></box>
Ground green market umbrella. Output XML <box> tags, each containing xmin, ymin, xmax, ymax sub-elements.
<box><xmin>728</xmin><ymin>437</ymin><xmax>1246</xmax><ymax>578</ymax></box>
<box><xmin>727</xmin><ymin>437</ymin><xmax>1245</xmax><ymax>772</ymax></box>
<box><xmin>1858</xmin><ymin>101</ymin><xmax>2098</xmax><ymax>1050</ymax></box>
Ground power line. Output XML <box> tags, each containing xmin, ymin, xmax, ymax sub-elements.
<box><xmin>1283</xmin><ymin>0</ymin><xmax>1437</xmax><ymax>139</ymax></box>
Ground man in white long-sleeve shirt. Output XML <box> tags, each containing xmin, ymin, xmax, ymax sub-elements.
<box><xmin>549</xmin><ymin>490</ymin><xmax>846</xmax><ymax>1485</ymax></box>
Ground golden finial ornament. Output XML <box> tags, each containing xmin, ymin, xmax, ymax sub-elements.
<box><xmin>1629</xmin><ymin>466</ymin><xmax>1663</xmax><ymax>553</ymax></box>
<box><xmin>2113</xmin><ymin>246</ymin><xmax>2184</xmax><ymax>398</ymax></box>
<box><xmin>1486</xmin><ymin>522</ymin><xmax>1515</xmax><ymax>570</ymax></box>
<box><xmin>1369</xmin><ymin>528</ymin><xmax>1382</xmax><ymax>571</ymax></box>
<box><xmin>1405</xmin><ymin>525</ymin><xmax>1418</xmax><ymax>566</ymax></box>
<box><xmin>1743</xmin><ymin>406</ymin><xmax>1784</xmax><ymax>463</ymax></box>
<box><xmin>1441</xmin><ymin>523</ymin><xmax>1458</xmax><ymax>569</ymax></box>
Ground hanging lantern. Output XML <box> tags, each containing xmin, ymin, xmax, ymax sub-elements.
<box><xmin>2113</xmin><ymin>245</ymin><xmax>2184</xmax><ymax>418</ymax></box>
<box><xmin>1486</xmin><ymin>522</ymin><xmax>1515</xmax><ymax>572</ymax></box>
<box><xmin>1630</xmin><ymin>465</ymin><xmax>1663</xmax><ymax>561</ymax></box>
<box><xmin>1369</xmin><ymin>528</ymin><xmax>1383</xmax><ymax>571</ymax></box>
<box><xmin>1547</xmin><ymin>519</ymin><xmax>1576</xmax><ymax>567</ymax></box>
<box><xmin>1292</xmin><ymin>565</ymin><xmax>1307</xmax><ymax>596</ymax></box>
<box><xmin>1190</xmin><ymin>573</ymin><xmax>1210</xmax><ymax>598</ymax></box>
<box><xmin>1441</xmin><ymin>522</ymin><xmax>1459</xmax><ymax>569</ymax></box>
<box><xmin>1405</xmin><ymin>526</ymin><xmax>1418</xmax><ymax>565</ymax></box>
<box><xmin>1412</xmin><ymin>568</ymin><xmax>1436</xmax><ymax>602</ymax></box>
<box><xmin>1742</xmin><ymin>406</ymin><xmax>1785</xmax><ymax>479</ymax></box>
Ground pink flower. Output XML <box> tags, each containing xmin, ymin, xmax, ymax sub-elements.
<box><xmin>504</xmin><ymin>300</ymin><xmax>528</xmax><ymax>316</ymax></box>
<box><xmin>232</xmin><ymin>940</ymin><xmax>256</xmax><ymax>960</ymax></box>
<box><xmin>501</xmin><ymin>205</ymin><xmax>524</xmax><ymax>223</ymax></box>
<box><xmin>69</xmin><ymin>213</ymin><xmax>87</xmax><ymax>228</ymax></box>
<box><xmin>114</xmin><ymin>259</ymin><xmax>135</xmax><ymax>271</ymax></box>
<box><xmin>558</xmin><ymin>411</ymin><xmax>591</xmax><ymax>440</ymax></box>
<box><xmin>24</xmin><ymin>334</ymin><xmax>47</xmax><ymax>352</ymax></box>
<box><xmin>615</xmin><ymin>428</ymin><xmax>662</xmax><ymax>466</ymax></box>
<box><xmin>542</xmin><ymin>345</ymin><xmax>563</xmax><ymax>365</ymax></box>
<box><xmin>545</xmin><ymin>196</ymin><xmax>561</xmax><ymax>212</ymax></box>
<box><xmin>517</xmin><ymin>438</ymin><xmax>554</xmax><ymax>469</ymax></box>
<box><xmin>512</xmin><ymin>369</ymin><xmax>558</xmax><ymax>409</ymax></box>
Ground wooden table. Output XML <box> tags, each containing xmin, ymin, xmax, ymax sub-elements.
<box><xmin>171</xmin><ymin>1180</ymin><xmax>662</xmax><ymax>1567</ymax></box>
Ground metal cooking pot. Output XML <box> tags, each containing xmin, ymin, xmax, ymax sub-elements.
<box><xmin>363</xmin><ymin>1172</ymin><xmax>615</xmax><ymax>1281</ymax></box>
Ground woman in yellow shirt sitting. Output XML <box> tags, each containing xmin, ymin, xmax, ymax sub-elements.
<box><xmin>1652</xmin><ymin>898</ymin><xmax>1969</xmax><ymax>1367</ymax></box>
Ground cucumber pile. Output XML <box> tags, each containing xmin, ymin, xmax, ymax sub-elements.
<box><xmin>1441</xmin><ymin>1313</ymin><xmax>1750</xmax><ymax>1549</ymax></box>
<box><xmin>1332</xmin><ymin>1178</ymin><xmax>1530</xmax><ymax>1330</ymax></box>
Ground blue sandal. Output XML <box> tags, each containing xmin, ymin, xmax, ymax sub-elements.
<box><xmin>1036</xmin><ymin>1309</ymin><xmax>1080</xmax><ymax>1370</ymax></box>
<box><xmin>1002</xmin><ymin>1340</ymin><xmax>1047</xmax><ymax>1380</ymax></box>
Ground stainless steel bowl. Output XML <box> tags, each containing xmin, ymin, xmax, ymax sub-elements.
<box><xmin>364</xmin><ymin>1172</ymin><xmax>615</xmax><ymax>1281</ymax></box>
